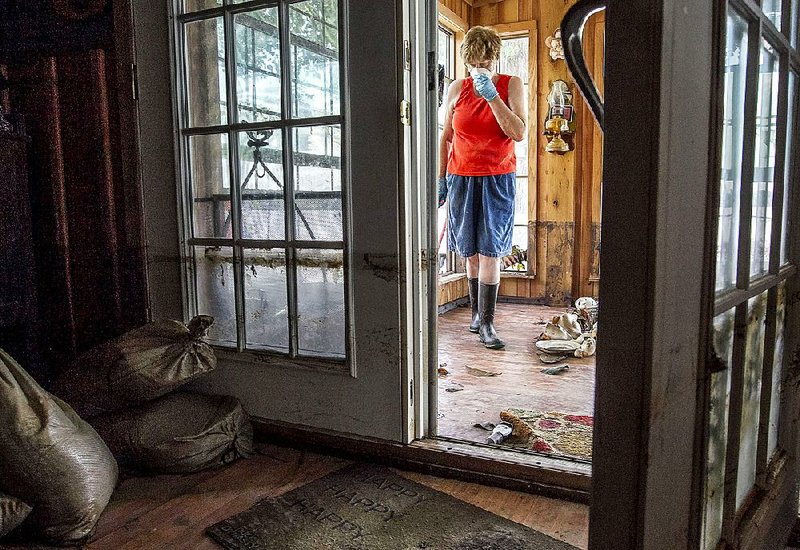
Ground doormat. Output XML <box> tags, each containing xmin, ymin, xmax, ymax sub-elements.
<box><xmin>206</xmin><ymin>464</ymin><xmax>579</xmax><ymax>550</ymax></box>
<box><xmin>500</xmin><ymin>409</ymin><xmax>594</xmax><ymax>461</ymax></box>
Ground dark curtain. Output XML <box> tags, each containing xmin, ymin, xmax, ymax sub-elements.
<box><xmin>0</xmin><ymin>0</ymin><xmax>147</xmax><ymax>382</ymax></box>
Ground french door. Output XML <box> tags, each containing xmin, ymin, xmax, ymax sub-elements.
<box><xmin>589</xmin><ymin>0</ymin><xmax>800</xmax><ymax>548</ymax></box>
<box><xmin>133</xmin><ymin>0</ymin><xmax>410</xmax><ymax>442</ymax></box>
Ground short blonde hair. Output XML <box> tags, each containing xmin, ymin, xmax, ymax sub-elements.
<box><xmin>460</xmin><ymin>26</ymin><xmax>502</xmax><ymax>66</ymax></box>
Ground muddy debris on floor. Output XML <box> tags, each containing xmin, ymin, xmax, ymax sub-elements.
<box><xmin>535</xmin><ymin>297</ymin><xmax>598</xmax><ymax>366</ymax></box>
<box><xmin>465</xmin><ymin>366</ymin><xmax>502</xmax><ymax>377</ymax></box>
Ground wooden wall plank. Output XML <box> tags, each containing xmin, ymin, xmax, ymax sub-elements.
<box><xmin>500</xmin><ymin>0</ymin><xmax>519</xmax><ymax>24</ymax></box>
<box><xmin>520</xmin><ymin>0</ymin><xmax>533</xmax><ymax>22</ymax></box>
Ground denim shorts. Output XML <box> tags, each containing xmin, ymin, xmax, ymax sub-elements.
<box><xmin>447</xmin><ymin>173</ymin><xmax>515</xmax><ymax>258</ymax></box>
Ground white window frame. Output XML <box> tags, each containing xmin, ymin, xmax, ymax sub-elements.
<box><xmin>170</xmin><ymin>0</ymin><xmax>351</xmax><ymax>364</ymax></box>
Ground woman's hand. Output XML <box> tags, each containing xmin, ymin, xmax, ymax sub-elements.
<box><xmin>438</xmin><ymin>176</ymin><xmax>448</xmax><ymax>207</ymax></box>
<box><xmin>473</xmin><ymin>74</ymin><xmax>498</xmax><ymax>102</ymax></box>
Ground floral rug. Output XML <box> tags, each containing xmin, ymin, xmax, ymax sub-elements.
<box><xmin>500</xmin><ymin>409</ymin><xmax>594</xmax><ymax>461</ymax></box>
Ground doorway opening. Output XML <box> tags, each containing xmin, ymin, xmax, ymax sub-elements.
<box><xmin>429</xmin><ymin>1</ymin><xmax>604</xmax><ymax>467</ymax></box>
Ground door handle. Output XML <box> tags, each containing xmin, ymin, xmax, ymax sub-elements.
<box><xmin>562</xmin><ymin>0</ymin><xmax>606</xmax><ymax>130</ymax></box>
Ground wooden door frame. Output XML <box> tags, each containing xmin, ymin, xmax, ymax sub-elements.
<box><xmin>591</xmin><ymin>0</ymin><xmax>800</xmax><ymax>548</ymax></box>
<box><xmin>590</xmin><ymin>0</ymin><xmax>715</xmax><ymax>546</ymax></box>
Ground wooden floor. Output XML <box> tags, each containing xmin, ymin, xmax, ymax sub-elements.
<box><xmin>437</xmin><ymin>302</ymin><xmax>595</xmax><ymax>445</ymax></box>
<box><xmin>4</xmin><ymin>443</ymin><xmax>590</xmax><ymax>549</ymax></box>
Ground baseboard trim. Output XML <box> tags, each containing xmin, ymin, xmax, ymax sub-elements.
<box><xmin>253</xmin><ymin>418</ymin><xmax>591</xmax><ymax>504</ymax></box>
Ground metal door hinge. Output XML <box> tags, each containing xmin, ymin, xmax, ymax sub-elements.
<box><xmin>400</xmin><ymin>100</ymin><xmax>411</xmax><ymax>126</ymax></box>
<box><xmin>410</xmin><ymin>379</ymin><xmax>414</xmax><ymax>403</ymax></box>
<box><xmin>420</xmin><ymin>249</ymin><xmax>428</xmax><ymax>271</ymax></box>
<box><xmin>404</xmin><ymin>40</ymin><xmax>412</xmax><ymax>71</ymax></box>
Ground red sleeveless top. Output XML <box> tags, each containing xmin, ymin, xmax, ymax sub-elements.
<box><xmin>447</xmin><ymin>74</ymin><xmax>516</xmax><ymax>176</ymax></box>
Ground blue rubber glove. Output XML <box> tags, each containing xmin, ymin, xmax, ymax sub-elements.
<box><xmin>437</xmin><ymin>176</ymin><xmax>448</xmax><ymax>207</ymax></box>
<box><xmin>473</xmin><ymin>74</ymin><xmax>498</xmax><ymax>102</ymax></box>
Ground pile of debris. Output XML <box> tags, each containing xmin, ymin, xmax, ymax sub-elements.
<box><xmin>0</xmin><ymin>315</ymin><xmax>253</xmax><ymax>546</ymax></box>
<box><xmin>535</xmin><ymin>297</ymin><xmax>598</xmax><ymax>365</ymax></box>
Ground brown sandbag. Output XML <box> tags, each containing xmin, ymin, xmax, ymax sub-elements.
<box><xmin>0</xmin><ymin>349</ymin><xmax>118</xmax><ymax>546</ymax></box>
<box><xmin>52</xmin><ymin>315</ymin><xmax>216</xmax><ymax>417</ymax></box>
<box><xmin>0</xmin><ymin>492</ymin><xmax>32</xmax><ymax>539</ymax></box>
<box><xmin>91</xmin><ymin>392</ymin><xmax>254</xmax><ymax>474</ymax></box>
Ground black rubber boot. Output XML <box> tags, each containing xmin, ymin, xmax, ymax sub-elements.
<box><xmin>468</xmin><ymin>277</ymin><xmax>480</xmax><ymax>333</ymax></box>
<box><xmin>478</xmin><ymin>282</ymin><xmax>505</xmax><ymax>349</ymax></box>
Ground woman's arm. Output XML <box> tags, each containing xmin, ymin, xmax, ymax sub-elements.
<box><xmin>488</xmin><ymin>76</ymin><xmax>526</xmax><ymax>142</ymax></box>
<box><xmin>439</xmin><ymin>80</ymin><xmax>462</xmax><ymax>177</ymax></box>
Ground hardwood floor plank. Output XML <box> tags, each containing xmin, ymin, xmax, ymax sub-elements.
<box><xmin>437</xmin><ymin>303</ymin><xmax>596</xmax><ymax>444</ymax></box>
<box><xmin>3</xmin><ymin>443</ymin><xmax>589</xmax><ymax>549</ymax></box>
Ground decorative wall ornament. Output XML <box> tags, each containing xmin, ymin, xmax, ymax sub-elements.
<box><xmin>52</xmin><ymin>0</ymin><xmax>107</xmax><ymax>20</ymax></box>
<box><xmin>543</xmin><ymin>80</ymin><xmax>575</xmax><ymax>154</ymax></box>
<box><xmin>545</xmin><ymin>29</ymin><xmax>565</xmax><ymax>61</ymax></box>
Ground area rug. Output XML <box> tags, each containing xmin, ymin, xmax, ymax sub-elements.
<box><xmin>500</xmin><ymin>409</ymin><xmax>594</xmax><ymax>461</ymax></box>
<box><xmin>206</xmin><ymin>464</ymin><xmax>579</xmax><ymax>550</ymax></box>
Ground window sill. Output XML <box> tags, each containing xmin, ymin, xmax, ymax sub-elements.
<box><xmin>439</xmin><ymin>272</ymin><xmax>466</xmax><ymax>284</ymax></box>
<box><xmin>214</xmin><ymin>347</ymin><xmax>350</xmax><ymax>376</ymax></box>
<box><xmin>500</xmin><ymin>271</ymin><xmax>536</xmax><ymax>279</ymax></box>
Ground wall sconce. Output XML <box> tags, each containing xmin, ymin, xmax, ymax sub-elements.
<box><xmin>543</xmin><ymin>80</ymin><xmax>575</xmax><ymax>154</ymax></box>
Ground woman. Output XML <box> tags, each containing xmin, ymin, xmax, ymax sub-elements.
<box><xmin>438</xmin><ymin>26</ymin><xmax>526</xmax><ymax>350</ymax></box>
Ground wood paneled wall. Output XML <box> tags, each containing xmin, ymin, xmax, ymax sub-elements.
<box><xmin>438</xmin><ymin>275</ymin><xmax>469</xmax><ymax>307</ymax></box>
<box><xmin>0</xmin><ymin>2</ymin><xmax>147</xmax><ymax>381</ymax></box>
<box><xmin>439</xmin><ymin>0</ymin><xmax>472</xmax><ymax>29</ymax></box>
<box><xmin>574</xmin><ymin>13</ymin><xmax>604</xmax><ymax>300</ymax></box>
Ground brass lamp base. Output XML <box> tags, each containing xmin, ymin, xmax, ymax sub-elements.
<box><xmin>545</xmin><ymin>135</ymin><xmax>570</xmax><ymax>153</ymax></box>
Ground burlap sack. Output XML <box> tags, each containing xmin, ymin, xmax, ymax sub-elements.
<box><xmin>52</xmin><ymin>315</ymin><xmax>216</xmax><ymax>417</ymax></box>
<box><xmin>0</xmin><ymin>492</ymin><xmax>31</xmax><ymax>539</ymax></box>
<box><xmin>91</xmin><ymin>392</ymin><xmax>254</xmax><ymax>474</ymax></box>
<box><xmin>0</xmin><ymin>349</ymin><xmax>118</xmax><ymax>545</ymax></box>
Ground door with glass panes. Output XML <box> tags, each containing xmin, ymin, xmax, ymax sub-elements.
<box><xmin>586</xmin><ymin>0</ymin><xmax>800</xmax><ymax>547</ymax></box>
<box><xmin>700</xmin><ymin>0</ymin><xmax>799</xmax><ymax>545</ymax></box>
<box><xmin>135</xmin><ymin>0</ymin><xmax>407</xmax><ymax>441</ymax></box>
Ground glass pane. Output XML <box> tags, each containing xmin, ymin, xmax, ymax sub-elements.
<box><xmin>234</xmin><ymin>8</ymin><xmax>282</xmax><ymax>124</ymax></box>
<box><xmin>763</xmin><ymin>0</ymin><xmax>782</xmax><ymax>30</ymax></box>
<box><xmin>716</xmin><ymin>12</ymin><xmax>748</xmax><ymax>291</ymax></box>
<box><xmin>194</xmin><ymin>246</ymin><xmax>237</xmax><ymax>345</ymax></box>
<box><xmin>736</xmin><ymin>292</ymin><xmax>768</xmax><ymax>509</ymax></box>
<box><xmin>768</xmin><ymin>282</ymin><xmax>787</xmax><ymax>457</ymax></box>
<box><xmin>293</xmin><ymin>125</ymin><xmax>343</xmax><ymax>241</ymax></box>
<box><xmin>238</xmin><ymin>129</ymin><xmax>285</xmax><ymax>240</ymax></box>
<box><xmin>749</xmin><ymin>42</ymin><xmax>779</xmax><ymax>278</ymax></box>
<box><xmin>244</xmin><ymin>248</ymin><xmax>289</xmax><ymax>352</ymax></box>
<box><xmin>183</xmin><ymin>0</ymin><xmax>221</xmax><ymax>13</ymax></box>
<box><xmin>296</xmin><ymin>248</ymin><xmax>345</xmax><ymax>357</ymax></box>
<box><xmin>702</xmin><ymin>308</ymin><xmax>736</xmax><ymax>550</ymax></box>
<box><xmin>184</xmin><ymin>17</ymin><xmax>227</xmax><ymax>127</ymax></box>
<box><xmin>438</xmin><ymin>206</ymin><xmax>448</xmax><ymax>274</ymax></box>
<box><xmin>781</xmin><ymin>71</ymin><xmax>797</xmax><ymax>266</ymax></box>
<box><xmin>189</xmin><ymin>133</ymin><xmax>230</xmax><ymax>239</ymax></box>
<box><xmin>438</xmin><ymin>26</ymin><xmax>452</xmax><ymax>78</ymax></box>
<box><xmin>509</xmin><ymin>226</ymin><xmax>528</xmax><ymax>270</ymax></box>
<box><xmin>514</xmin><ymin>176</ymin><xmax>528</xmax><ymax>226</ymax></box>
<box><xmin>290</xmin><ymin>0</ymin><xmax>340</xmax><ymax>118</ymax></box>
<box><xmin>515</xmin><ymin>85</ymin><xmax>529</xmax><ymax>176</ymax></box>
<box><xmin>499</xmin><ymin>37</ymin><xmax>529</xmax><ymax>84</ymax></box>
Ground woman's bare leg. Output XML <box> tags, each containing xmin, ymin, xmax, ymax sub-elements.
<box><xmin>466</xmin><ymin>254</ymin><xmax>481</xmax><ymax>332</ymax></box>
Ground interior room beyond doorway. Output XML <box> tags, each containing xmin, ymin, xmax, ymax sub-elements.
<box><xmin>434</xmin><ymin>0</ymin><xmax>604</xmax><ymax>464</ymax></box>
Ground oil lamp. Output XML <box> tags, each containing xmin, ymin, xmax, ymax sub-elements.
<box><xmin>544</xmin><ymin>81</ymin><xmax>572</xmax><ymax>154</ymax></box>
